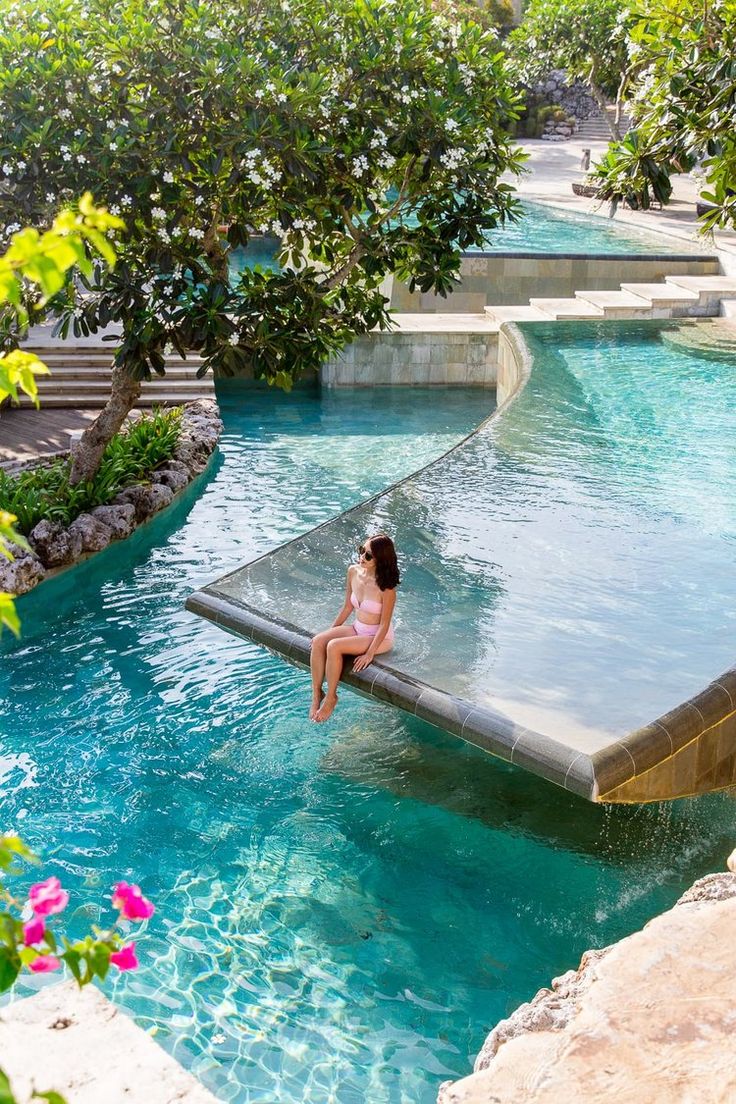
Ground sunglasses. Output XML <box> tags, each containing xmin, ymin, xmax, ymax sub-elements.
<box><xmin>357</xmin><ymin>544</ymin><xmax>373</xmax><ymax>562</ymax></box>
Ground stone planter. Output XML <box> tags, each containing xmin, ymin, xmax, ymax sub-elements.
<box><xmin>0</xmin><ymin>399</ymin><xmax>222</xmax><ymax>596</ymax></box>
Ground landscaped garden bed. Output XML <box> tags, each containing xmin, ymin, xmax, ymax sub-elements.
<box><xmin>0</xmin><ymin>398</ymin><xmax>221</xmax><ymax>595</ymax></box>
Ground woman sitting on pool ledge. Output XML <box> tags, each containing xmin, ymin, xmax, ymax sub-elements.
<box><xmin>309</xmin><ymin>534</ymin><xmax>400</xmax><ymax>722</ymax></box>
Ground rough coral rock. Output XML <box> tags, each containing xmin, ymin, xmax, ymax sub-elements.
<box><xmin>113</xmin><ymin>483</ymin><xmax>174</xmax><ymax>522</ymax></box>
<box><xmin>153</xmin><ymin>466</ymin><xmax>189</xmax><ymax>493</ymax></box>
<box><xmin>676</xmin><ymin>871</ymin><xmax>736</xmax><ymax>905</ymax></box>
<box><xmin>88</xmin><ymin>503</ymin><xmax>136</xmax><ymax>540</ymax></box>
<box><xmin>68</xmin><ymin>512</ymin><xmax>114</xmax><ymax>553</ymax></box>
<box><xmin>438</xmin><ymin>869</ymin><xmax>736</xmax><ymax>1104</ymax></box>
<box><xmin>0</xmin><ymin>551</ymin><xmax>46</xmax><ymax>595</ymax></box>
<box><xmin>6</xmin><ymin>397</ymin><xmax>222</xmax><ymax>596</ymax></box>
<box><xmin>29</xmin><ymin>519</ymin><xmax>83</xmax><ymax>568</ymax></box>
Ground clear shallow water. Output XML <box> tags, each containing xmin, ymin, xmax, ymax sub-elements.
<box><xmin>1</xmin><ymin>383</ymin><xmax>734</xmax><ymax>1103</ymax></box>
<box><xmin>234</xmin><ymin>202</ymin><xmax>707</xmax><ymax>274</ymax></box>
<box><xmin>219</xmin><ymin>321</ymin><xmax>736</xmax><ymax>753</ymax></box>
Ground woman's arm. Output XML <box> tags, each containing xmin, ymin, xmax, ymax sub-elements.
<box><xmin>353</xmin><ymin>588</ymin><xmax>396</xmax><ymax>671</ymax></box>
<box><xmin>331</xmin><ymin>567</ymin><xmax>355</xmax><ymax>627</ymax></box>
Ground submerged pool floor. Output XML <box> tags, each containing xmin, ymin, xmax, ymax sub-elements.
<box><xmin>3</xmin><ymin>385</ymin><xmax>736</xmax><ymax>1102</ymax></box>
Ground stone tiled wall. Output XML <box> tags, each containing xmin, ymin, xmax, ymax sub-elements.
<box><xmin>495</xmin><ymin>323</ymin><xmax>531</xmax><ymax>407</ymax></box>
<box><xmin>593</xmin><ymin>667</ymin><xmax>736</xmax><ymax>802</ymax></box>
<box><xmin>322</xmin><ymin>330</ymin><xmax>498</xmax><ymax>387</ymax></box>
<box><xmin>391</xmin><ymin>255</ymin><xmax>720</xmax><ymax>312</ymax></box>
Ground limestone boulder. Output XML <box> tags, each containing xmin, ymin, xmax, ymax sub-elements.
<box><xmin>152</xmin><ymin>466</ymin><xmax>189</xmax><ymax>493</ymax></box>
<box><xmin>68</xmin><ymin>512</ymin><xmax>114</xmax><ymax>553</ymax></box>
<box><xmin>0</xmin><ymin>551</ymin><xmax>46</xmax><ymax>595</ymax></box>
<box><xmin>29</xmin><ymin>519</ymin><xmax>83</xmax><ymax>568</ymax></box>
<box><xmin>89</xmin><ymin>503</ymin><xmax>136</xmax><ymax>540</ymax></box>
<box><xmin>113</xmin><ymin>483</ymin><xmax>174</xmax><ymax>522</ymax></box>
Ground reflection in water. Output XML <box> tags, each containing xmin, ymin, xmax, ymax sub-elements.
<box><xmin>218</xmin><ymin>320</ymin><xmax>736</xmax><ymax>753</ymax></box>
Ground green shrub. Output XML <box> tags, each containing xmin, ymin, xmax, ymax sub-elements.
<box><xmin>0</xmin><ymin>407</ymin><xmax>182</xmax><ymax>535</ymax></box>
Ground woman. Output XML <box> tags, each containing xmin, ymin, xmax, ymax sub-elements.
<box><xmin>309</xmin><ymin>533</ymin><xmax>400</xmax><ymax>722</ymax></box>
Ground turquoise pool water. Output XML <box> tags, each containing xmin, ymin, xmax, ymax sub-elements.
<box><xmin>220</xmin><ymin>320</ymin><xmax>736</xmax><ymax>758</ymax></box>
<box><xmin>235</xmin><ymin>202</ymin><xmax>706</xmax><ymax>274</ymax></box>
<box><xmin>1</xmin><ymin>383</ymin><xmax>734</xmax><ymax>1102</ymax></box>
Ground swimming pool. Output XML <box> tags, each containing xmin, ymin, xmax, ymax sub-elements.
<box><xmin>2</xmin><ymin>384</ymin><xmax>734</xmax><ymax>1102</ymax></box>
<box><xmin>236</xmin><ymin>202</ymin><xmax>706</xmax><ymax>276</ymax></box>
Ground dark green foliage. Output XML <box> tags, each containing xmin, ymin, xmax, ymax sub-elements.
<box><xmin>0</xmin><ymin>407</ymin><xmax>181</xmax><ymax>533</ymax></box>
<box><xmin>592</xmin><ymin>0</ymin><xmax>736</xmax><ymax>231</ymax></box>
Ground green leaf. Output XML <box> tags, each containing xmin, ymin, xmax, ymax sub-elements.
<box><xmin>33</xmin><ymin>1092</ymin><xmax>68</xmax><ymax>1104</ymax></box>
<box><xmin>0</xmin><ymin>1068</ymin><xmax>19</xmax><ymax>1104</ymax></box>
<box><xmin>0</xmin><ymin>947</ymin><xmax>21</xmax><ymax>993</ymax></box>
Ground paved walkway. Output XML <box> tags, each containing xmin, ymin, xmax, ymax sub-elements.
<box><xmin>0</xmin><ymin>407</ymin><xmax>99</xmax><ymax>465</ymax></box>
<box><xmin>511</xmin><ymin>139</ymin><xmax>736</xmax><ymax>259</ymax></box>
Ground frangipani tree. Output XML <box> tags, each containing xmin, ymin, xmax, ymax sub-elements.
<box><xmin>508</xmin><ymin>0</ymin><xmax>632</xmax><ymax>139</ymax></box>
<box><xmin>593</xmin><ymin>0</ymin><xmax>736</xmax><ymax>230</ymax></box>
<box><xmin>0</xmin><ymin>0</ymin><xmax>524</xmax><ymax>483</ymax></box>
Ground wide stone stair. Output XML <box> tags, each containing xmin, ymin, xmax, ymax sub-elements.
<box><xmin>574</xmin><ymin>105</ymin><xmax>633</xmax><ymax>142</ymax></box>
<box><xmin>15</xmin><ymin>349</ymin><xmax>215</xmax><ymax>408</ymax></box>
<box><xmin>486</xmin><ymin>275</ymin><xmax>736</xmax><ymax>323</ymax></box>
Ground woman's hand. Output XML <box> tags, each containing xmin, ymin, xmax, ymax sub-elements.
<box><xmin>352</xmin><ymin>652</ymin><xmax>375</xmax><ymax>673</ymax></box>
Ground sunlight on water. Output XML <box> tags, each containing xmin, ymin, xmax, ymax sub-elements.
<box><xmin>1</xmin><ymin>383</ymin><xmax>734</xmax><ymax>1103</ymax></box>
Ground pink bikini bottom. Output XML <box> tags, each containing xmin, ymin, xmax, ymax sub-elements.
<box><xmin>353</xmin><ymin>619</ymin><xmax>394</xmax><ymax>643</ymax></box>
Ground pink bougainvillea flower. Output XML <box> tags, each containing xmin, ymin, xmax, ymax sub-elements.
<box><xmin>112</xmin><ymin>881</ymin><xmax>154</xmax><ymax>921</ymax></box>
<box><xmin>29</xmin><ymin>954</ymin><xmax>60</xmax><ymax>973</ymax></box>
<box><xmin>110</xmin><ymin>943</ymin><xmax>139</xmax><ymax>971</ymax></box>
<box><xmin>28</xmin><ymin>876</ymin><xmax>69</xmax><ymax>917</ymax></box>
<box><xmin>22</xmin><ymin>917</ymin><xmax>46</xmax><ymax>946</ymax></box>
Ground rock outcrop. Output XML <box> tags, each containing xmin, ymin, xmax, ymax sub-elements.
<box><xmin>439</xmin><ymin>857</ymin><xmax>736</xmax><ymax>1104</ymax></box>
<box><xmin>2</xmin><ymin>399</ymin><xmax>222</xmax><ymax>590</ymax></box>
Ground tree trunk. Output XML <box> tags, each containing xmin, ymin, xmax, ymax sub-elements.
<box><xmin>69</xmin><ymin>363</ymin><xmax>141</xmax><ymax>485</ymax></box>
<box><xmin>589</xmin><ymin>78</ymin><xmax>621</xmax><ymax>142</ymax></box>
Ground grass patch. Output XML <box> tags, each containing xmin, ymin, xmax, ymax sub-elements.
<box><xmin>0</xmin><ymin>407</ymin><xmax>182</xmax><ymax>535</ymax></box>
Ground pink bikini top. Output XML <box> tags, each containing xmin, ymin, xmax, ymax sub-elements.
<box><xmin>351</xmin><ymin>591</ymin><xmax>383</xmax><ymax>615</ymax></box>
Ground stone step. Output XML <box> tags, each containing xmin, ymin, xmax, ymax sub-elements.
<box><xmin>665</xmin><ymin>276</ymin><xmax>736</xmax><ymax>305</ymax></box>
<box><xmin>574</xmin><ymin>289</ymin><xmax>654</xmax><ymax>318</ymax></box>
<box><xmin>529</xmin><ymin>297</ymin><xmax>605</xmax><ymax>320</ymax></box>
<box><xmin>15</xmin><ymin>393</ymin><xmax>205</xmax><ymax>409</ymax></box>
<box><xmin>484</xmin><ymin>305</ymin><xmax>551</xmax><ymax>323</ymax></box>
<box><xmin>619</xmin><ymin>282</ymin><xmax>700</xmax><ymax>307</ymax></box>
<box><xmin>31</xmin><ymin>367</ymin><xmax>209</xmax><ymax>381</ymax></box>
<box><xmin>392</xmin><ymin>313</ymin><xmax>500</xmax><ymax>333</ymax></box>
<box><xmin>720</xmin><ymin>299</ymin><xmax>736</xmax><ymax>318</ymax></box>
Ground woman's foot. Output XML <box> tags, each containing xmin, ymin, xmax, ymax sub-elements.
<box><xmin>315</xmin><ymin>693</ymin><xmax>338</xmax><ymax>722</ymax></box>
<box><xmin>309</xmin><ymin>690</ymin><xmax>324</xmax><ymax>721</ymax></box>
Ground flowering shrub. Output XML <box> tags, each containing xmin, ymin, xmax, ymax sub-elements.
<box><xmin>0</xmin><ymin>834</ymin><xmax>154</xmax><ymax>990</ymax></box>
<box><xmin>0</xmin><ymin>0</ymin><xmax>524</xmax><ymax>482</ymax></box>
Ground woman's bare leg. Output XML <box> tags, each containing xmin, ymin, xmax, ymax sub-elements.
<box><xmin>315</xmin><ymin>635</ymin><xmax>393</xmax><ymax>722</ymax></box>
<box><xmin>309</xmin><ymin>627</ymin><xmax>356</xmax><ymax>719</ymax></box>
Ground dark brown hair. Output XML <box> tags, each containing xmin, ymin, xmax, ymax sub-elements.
<box><xmin>367</xmin><ymin>533</ymin><xmax>400</xmax><ymax>591</ymax></box>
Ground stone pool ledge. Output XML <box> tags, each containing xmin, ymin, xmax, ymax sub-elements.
<box><xmin>0</xmin><ymin>981</ymin><xmax>218</xmax><ymax>1103</ymax></box>
<box><xmin>185</xmin><ymin>589</ymin><xmax>597</xmax><ymax>799</ymax></box>
<box><xmin>0</xmin><ymin>398</ymin><xmax>222</xmax><ymax>597</ymax></box>
<box><xmin>438</xmin><ymin>852</ymin><xmax>736</xmax><ymax>1104</ymax></box>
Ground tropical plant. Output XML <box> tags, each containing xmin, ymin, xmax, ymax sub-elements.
<box><xmin>592</xmin><ymin>0</ymin><xmax>736</xmax><ymax>230</ymax></box>
<box><xmin>508</xmin><ymin>0</ymin><xmax>632</xmax><ymax>139</ymax></box>
<box><xmin>0</xmin><ymin>0</ymin><xmax>525</xmax><ymax>484</ymax></box>
<box><xmin>0</xmin><ymin>196</ymin><xmax>122</xmax><ymax>633</ymax></box>
<box><xmin>0</xmin><ymin>833</ymin><xmax>155</xmax><ymax>1103</ymax></box>
<box><xmin>0</xmin><ymin>408</ymin><xmax>181</xmax><ymax>534</ymax></box>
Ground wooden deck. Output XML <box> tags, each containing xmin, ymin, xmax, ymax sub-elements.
<box><xmin>0</xmin><ymin>407</ymin><xmax>100</xmax><ymax>464</ymax></box>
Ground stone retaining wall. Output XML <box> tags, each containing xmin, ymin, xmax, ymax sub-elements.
<box><xmin>322</xmin><ymin>329</ymin><xmax>498</xmax><ymax>387</ymax></box>
<box><xmin>0</xmin><ymin>398</ymin><xmax>222</xmax><ymax>597</ymax></box>
<box><xmin>391</xmin><ymin>254</ymin><xmax>720</xmax><ymax>312</ymax></box>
